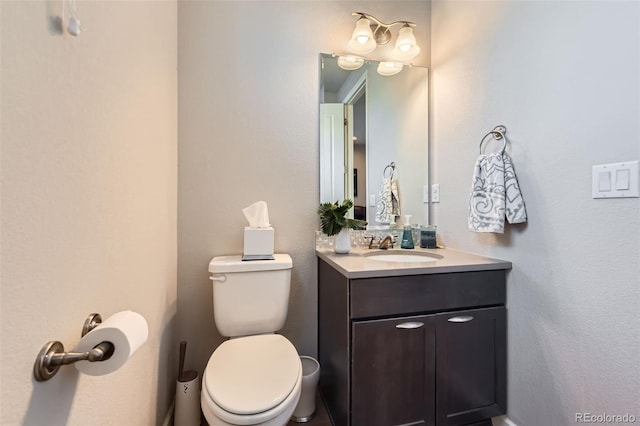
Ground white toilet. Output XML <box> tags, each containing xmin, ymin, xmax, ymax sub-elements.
<box><xmin>202</xmin><ymin>254</ymin><xmax>302</xmax><ymax>426</ymax></box>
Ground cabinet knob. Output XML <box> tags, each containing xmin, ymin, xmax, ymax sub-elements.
<box><xmin>447</xmin><ymin>316</ymin><xmax>474</xmax><ymax>323</ymax></box>
<box><xmin>395</xmin><ymin>321</ymin><xmax>424</xmax><ymax>329</ymax></box>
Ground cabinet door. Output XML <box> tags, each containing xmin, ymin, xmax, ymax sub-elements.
<box><xmin>352</xmin><ymin>315</ymin><xmax>436</xmax><ymax>426</ymax></box>
<box><xmin>436</xmin><ymin>307</ymin><xmax>506</xmax><ymax>426</ymax></box>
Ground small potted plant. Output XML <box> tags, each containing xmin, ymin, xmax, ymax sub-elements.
<box><xmin>317</xmin><ymin>199</ymin><xmax>367</xmax><ymax>254</ymax></box>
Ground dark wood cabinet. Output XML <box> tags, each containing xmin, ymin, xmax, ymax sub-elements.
<box><xmin>318</xmin><ymin>258</ymin><xmax>507</xmax><ymax>426</ymax></box>
<box><xmin>352</xmin><ymin>315</ymin><xmax>436</xmax><ymax>426</ymax></box>
<box><xmin>436</xmin><ymin>307</ymin><xmax>507</xmax><ymax>426</ymax></box>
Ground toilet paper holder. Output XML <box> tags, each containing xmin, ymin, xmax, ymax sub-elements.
<box><xmin>34</xmin><ymin>313</ymin><xmax>115</xmax><ymax>382</ymax></box>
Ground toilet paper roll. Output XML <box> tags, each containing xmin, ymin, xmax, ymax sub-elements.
<box><xmin>74</xmin><ymin>310</ymin><xmax>149</xmax><ymax>376</ymax></box>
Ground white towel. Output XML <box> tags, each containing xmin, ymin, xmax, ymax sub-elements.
<box><xmin>468</xmin><ymin>151</ymin><xmax>527</xmax><ymax>233</ymax></box>
<box><xmin>375</xmin><ymin>177</ymin><xmax>401</xmax><ymax>223</ymax></box>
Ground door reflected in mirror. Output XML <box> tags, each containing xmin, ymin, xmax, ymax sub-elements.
<box><xmin>319</xmin><ymin>53</ymin><xmax>429</xmax><ymax>227</ymax></box>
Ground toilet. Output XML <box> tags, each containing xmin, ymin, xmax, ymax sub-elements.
<box><xmin>202</xmin><ymin>254</ymin><xmax>302</xmax><ymax>426</ymax></box>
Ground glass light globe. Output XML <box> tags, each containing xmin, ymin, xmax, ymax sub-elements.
<box><xmin>392</xmin><ymin>26</ymin><xmax>420</xmax><ymax>60</ymax></box>
<box><xmin>377</xmin><ymin>61</ymin><xmax>403</xmax><ymax>76</ymax></box>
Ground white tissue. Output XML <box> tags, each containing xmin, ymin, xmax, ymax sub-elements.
<box><xmin>242</xmin><ymin>201</ymin><xmax>270</xmax><ymax>228</ymax></box>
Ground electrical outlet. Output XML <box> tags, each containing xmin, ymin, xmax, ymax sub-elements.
<box><xmin>431</xmin><ymin>184</ymin><xmax>440</xmax><ymax>203</ymax></box>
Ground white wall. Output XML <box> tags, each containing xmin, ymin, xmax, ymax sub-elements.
<box><xmin>1</xmin><ymin>1</ymin><xmax>177</xmax><ymax>424</ymax></box>
<box><xmin>431</xmin><ymin>1</ymin><xmax>639</xmax><ymax>425</ymax></box>
<box><xmin>178</xmin><ymin>1</ymin><xmax>430</xmax><ymax>373</ymax></box>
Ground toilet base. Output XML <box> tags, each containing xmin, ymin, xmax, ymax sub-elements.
<box><xmin>202</xmin><ymin>396</ymin><xmax>299</xmax><ymax>426</ymax></box>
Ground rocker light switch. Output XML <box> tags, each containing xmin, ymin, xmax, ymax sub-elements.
<box><xmin>592</xmin><ymin>161</ymin><xmax>639</xmax><ymax>198</ymax></box>
<box><xmin>598</xmin><ymin>171</ymin><xmax>611</xmax><ymax>191</ymax></box>
<box><xmin>615</xmin><ymin>169</ymin><xmax>630</xmax><ymax>190</ymax></box>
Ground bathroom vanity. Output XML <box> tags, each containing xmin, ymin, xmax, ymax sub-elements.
<box><xmin>316</xmin><ymin>248</ymin><xmax>511</xmax><ymax>426</ymax></box>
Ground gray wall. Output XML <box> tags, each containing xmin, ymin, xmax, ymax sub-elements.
<box><xmin>431</xmin><ymin>1</ymin><xmax>639</xmax><ymax>425</ymax></box>
<box><xmin>178</xmin><ymin>1</ymin><xmax>430</xmax><ymax>373</ymax></box>
<box><xmin>1</xmin><ymin>1</ymin><xmax>177</xmax><ymax>424</ymax></box>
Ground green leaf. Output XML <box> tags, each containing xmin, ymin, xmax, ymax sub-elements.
<box><xmin>317</xmin><ymin>199</ymin><xmax>367</xmax><ymax>236</ymax></box>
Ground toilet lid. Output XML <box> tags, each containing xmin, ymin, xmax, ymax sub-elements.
<box><xmin>204</xmin><ymin>334</ymin><xmax>300</xmax><ymax>415</ymax></box>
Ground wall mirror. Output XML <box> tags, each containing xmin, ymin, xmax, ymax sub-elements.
<box><xmin>319</xmin><ymin>53</ymin><xmax>429</xmax><ymax>227</ymax></box>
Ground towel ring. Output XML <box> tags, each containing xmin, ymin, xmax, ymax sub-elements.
<box><xmin>479</xmin><ymin>125</ymin><xmax>507</xmax><ymax>154</ymax></box>
<box><xmin>383</xmin><ymin>162</ymin><xmax>396</xmax><ymax>178</ymax></box>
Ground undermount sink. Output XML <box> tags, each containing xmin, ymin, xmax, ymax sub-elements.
<box><xmin>363</xmin><ymin>250</ymin><xmax>443</xmax><ymax>263</ymax></box>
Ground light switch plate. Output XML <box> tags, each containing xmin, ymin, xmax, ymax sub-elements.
<box><xmin>592</xmin><ymin>161</ymin><xmax>639</xmax><ymax>198</ymax></box>
<box><xmin>369</xmin><ymin>194</ymin><xmax>376</xmax><ymax>206</ymax></box>
<box><xmin>423</xmin><ymin>185</ymin><xmax>429</xmax><ymax>203</ymax></box>
<box><xmin>431</xmin><ymin>184</ymin><xmax>440</xmax><ymax>203</ymax></box>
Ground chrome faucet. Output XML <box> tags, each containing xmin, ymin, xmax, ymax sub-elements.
<box><xmin>366</xmin><ymin>234</ymin><xmax>396</xmax><ymax>249</ymax></box>
<box><xmin>379</xmin><ymin>235</ymin><xmax>395</xmax><ymax>249</ymax></box>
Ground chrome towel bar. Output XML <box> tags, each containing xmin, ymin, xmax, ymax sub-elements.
<box><xmin>479</xmin><ymin>125</ymin><xmax>507</xmax><ymax>154</ymax></box>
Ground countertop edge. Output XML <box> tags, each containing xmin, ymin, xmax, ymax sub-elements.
<box><xmin>316</xmin><ymin>248</ymin><xmax>512</xmax><ymax>279</ymax></box>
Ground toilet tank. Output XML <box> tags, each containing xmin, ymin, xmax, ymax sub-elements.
<box><xmin>208</xmin><ymin>254</ymin><xmax>292</xmax><ymax>337</ymax></box>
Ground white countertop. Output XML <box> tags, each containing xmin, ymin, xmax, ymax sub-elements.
<box><xmin>316</xmin><ymin>247</ymin><xmax>512</xmax><ymax>279</ymax></box>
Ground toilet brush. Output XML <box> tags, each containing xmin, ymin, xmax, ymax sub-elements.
<box><xmin>174</xmin><ymin>341</ymin><xmax>200</xmax><ymax>426</ymax></box>
<box><xmin>178</xmin><ymin>341</ymin><xmax>186</xmax><ymax>380</ymax></box>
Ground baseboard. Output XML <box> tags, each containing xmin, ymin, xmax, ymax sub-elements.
<box><xmin>493</xmin><ymin>415</ymin><xmax>518</xmax><ymax>426</ymax></box>
<box><xmin>162</xmin><ymin>400</ymin><xmax>175</xmax><ymax>426</ymax></box>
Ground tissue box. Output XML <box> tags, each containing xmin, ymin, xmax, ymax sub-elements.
<box><xmin>243</xmin><ymin>227</ymin><xmax>274</xmax><ymax>260</ymax></box>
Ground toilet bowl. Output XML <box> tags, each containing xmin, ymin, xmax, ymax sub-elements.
<box><xmin>201</xmin><ymin>334</ymin><xmax>302</xmax><ymax>426</ymax></box>
<box><xmin>203</xmin><ymin>254</ymin><xmax>300</xmax><ymax>426</ymax></box>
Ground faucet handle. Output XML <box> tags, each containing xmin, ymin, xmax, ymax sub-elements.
<box><xmin>365</xmin><ymin>235</ymin><xmax>378</xmax><ymax>249</ymax></box>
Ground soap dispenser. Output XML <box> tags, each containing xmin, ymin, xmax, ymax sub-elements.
<box><xmin>401</xmin><ymin>215</ymin><xmax>414</xmax><ymax>249</ymax></box>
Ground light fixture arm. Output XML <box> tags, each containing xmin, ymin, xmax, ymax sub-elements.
<box><xmin>351</xmin><ymin>12</ymin><xmax>416</xmax><ymax>46</ymax></box>
<box><xmin>352</xmin><ymin>12</ymin><xmax>415</xmax><ymax>29</ymax></box>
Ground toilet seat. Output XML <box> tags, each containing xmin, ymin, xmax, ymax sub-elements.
<box><xmin>202</xmin><ymin>334</ymin><xmax>302</xmax><ymax>425</ymax></box>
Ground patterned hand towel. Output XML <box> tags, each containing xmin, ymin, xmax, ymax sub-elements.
<box><xmin>468</xmin><ymin>152</ymin><xmax>526</xmax><ymax>233</ymax></box>
<box><xmin>375</xmin><ymin>177</ymin><xmax>401</xmax><ymax>223</ymax></box>
<box><xmin>502</xmin><ymin>153</ymin><xmax>527</xmax><ymax>225</ymax></box>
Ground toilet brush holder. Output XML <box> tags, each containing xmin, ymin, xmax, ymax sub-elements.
<box><xmin>174</xmin><ymin>341</ymin><xmax>200</xmax><ymax>426</ymax></box>
<box><xmin>175</xmin><ymin>371</ymin><xmax>200</xmax><ymax>426</ymax></box>
<box><xmin>291</xmin><ymin>356</ymin><xmax>320</xmax><ymax>423</ymax></box>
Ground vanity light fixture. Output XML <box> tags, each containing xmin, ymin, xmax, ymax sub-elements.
<box><xmin>339</xmin><ymin>12</ymin><xmax>420</xmax><ymax>75</ymax></box>
<box><xmin>347</xmin><ymin>12</ymin><xmax>420</xmax><ymax>60</ymax></box>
